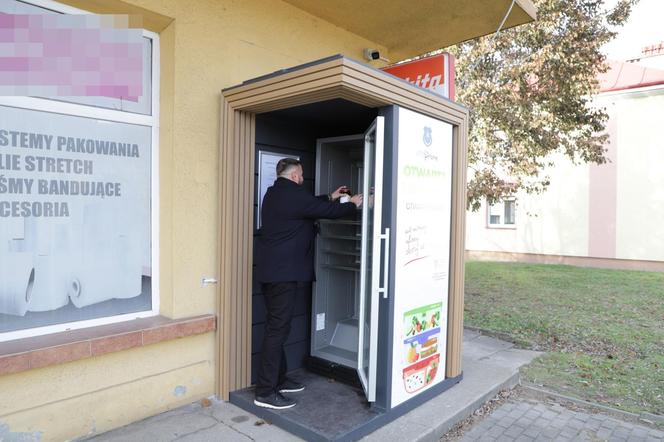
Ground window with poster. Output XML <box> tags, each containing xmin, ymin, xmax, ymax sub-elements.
<box><xmin>0</xmin><ymin>0</ymin><xmax>159</xmax><ymax>341</ymax></box>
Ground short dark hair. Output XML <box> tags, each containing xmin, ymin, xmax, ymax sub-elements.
<box><xmin>276</xmin><ymin>157</ymin><xmax>302</xmax><ymax>176</ymax></box>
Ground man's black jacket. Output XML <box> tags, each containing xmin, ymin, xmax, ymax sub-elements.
<box><xmin>256</xmin><ymin>177</ymin><xmax>357</xmax><ymax>283</ymax></box>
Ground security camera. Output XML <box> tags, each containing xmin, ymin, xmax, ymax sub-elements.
<box><xmin>363</xmin><ymin>48</ymin><xmax>381</xmax><ymax>61</ymax></box>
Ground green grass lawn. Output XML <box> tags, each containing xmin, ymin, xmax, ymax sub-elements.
<box><xmin>464</xmin><ymin>261</ymin><xmax>664</xmax><ymax>416</ymax></box>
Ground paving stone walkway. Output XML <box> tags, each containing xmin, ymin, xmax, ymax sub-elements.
<box><xmin>458</xmin><ymin>397</ymin><xmax>664</xmax><ymax>442</ymax></box>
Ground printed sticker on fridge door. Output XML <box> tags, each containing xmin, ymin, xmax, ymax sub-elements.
<box><xmin>390</xmin><ymin>107</ymin><xmax>453</xmax><ymax>407</ymax></box>
<box><xmin>402</xmin><ymin>303</ymin><xmax>442</xmax><ymax>393</ymax></box>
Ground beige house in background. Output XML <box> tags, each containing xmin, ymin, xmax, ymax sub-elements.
<box><xmin>466</xmin><ymin>59</ymin><xmax>664</xmax><ymax>272</ymax></box>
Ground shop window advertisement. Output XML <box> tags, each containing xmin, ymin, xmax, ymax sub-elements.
<box><xmin>0</xmin><ymin>106</ymin><xmax>152</xmax><ymax>334</ymax></box>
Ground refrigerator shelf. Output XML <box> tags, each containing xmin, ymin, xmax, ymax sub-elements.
<box><xmin>322</xmin><ymin>264</ymin><xmax>360</xmax><ymax>272</ymax></box>
<box><xmin>319</xmin><ymin>219</ymin><xmax>361</xmax><ymax>226</ymax></box>
<box><xmin>319</xmin><ymin>234</ymin><xmax>362</xmax><ymax>241</ymax></box>
<box><xmin>322</xmin><ymin>249</ymin><xmax>361</xmax><ymax>257</ymax></box>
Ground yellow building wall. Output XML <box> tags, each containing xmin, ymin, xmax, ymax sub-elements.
<box><xmin>465</xmin><ymin>153</ymin><xmax>590</xmax><ymax>257</ymax></box>
<box><xmin>1</xmin><ymin>334</ymin><xmax>215</xmax><ymax>441</ymax></box>
<box><xmin>614</xmin><ymin>92</ymin><xmax>664</xmax><ymax>261</ymax></box>
<box><xmin>147</xmin><ymin>0</ymin><xmax>388</xmax><ymax>319</ymax></box>
<box><xmin>0</xmin><ymin>1</ymin><xmax>388</xmax><ymax>440</ymax></box>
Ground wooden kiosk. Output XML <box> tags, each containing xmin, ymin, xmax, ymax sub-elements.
<box><xmin>217</xmin><ymin>55</ymin><xmax>468</xmax><ymax>441</ymax></box>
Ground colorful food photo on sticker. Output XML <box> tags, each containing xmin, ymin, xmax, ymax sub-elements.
<box><xmin>403</xmin><ymin>353</ymin><xmax>440</xmax><ymax>393</ymax></box>
<box><xmin>404</xmin><ymin>302</ymin><xmax>442</xmax><ymax>338</ymax></box>
<box><xmin>404</xmin><ymin>327</ymin><xmax>439</xmax><ymax>363</ymax></box>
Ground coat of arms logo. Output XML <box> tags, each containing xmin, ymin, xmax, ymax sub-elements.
<box><xmin>423</xmin><ymin>126</ymin><xmax>432</xmax><ymax>147</ymax></box>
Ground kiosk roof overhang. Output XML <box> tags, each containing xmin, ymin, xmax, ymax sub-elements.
<box><xmin>222</xmin><ymin>55</ymin><xmax>467</xmax><ymax>122</ymax></box>
<box><xmin>282</xmin><ymin>0</ymin><xmax>537</xmax><ymax>61</ymax></box>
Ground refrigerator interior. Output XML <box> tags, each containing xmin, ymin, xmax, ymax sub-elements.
<box><xmin>311</xmin><ymin>138</ymin><xmax>365</xmax><ymax>369</ymax></box>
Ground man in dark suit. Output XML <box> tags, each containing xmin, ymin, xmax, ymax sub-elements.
<box><xmin>254</xmin><ymin>157</ymin><xmax>362</xmax><ymax>409</ymax></box>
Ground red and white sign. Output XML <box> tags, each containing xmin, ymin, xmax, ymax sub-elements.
<box><xmin>382</xmin><ymin>53</ymin><xmax>455</xmax><ymax>100</ymax></box>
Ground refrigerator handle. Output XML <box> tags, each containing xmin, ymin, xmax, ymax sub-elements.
<box><xmin>378</xmin><ymin>227</ymin><xmax>390</xmax><ymax>299</ymax></box>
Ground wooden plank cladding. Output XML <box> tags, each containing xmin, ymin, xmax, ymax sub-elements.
<box><xmin>217</xmin><ymin>105</ymin><xmax>255</xmax><ymax>399</ymax></box>
<box><xmin>218</xmin><ymin>56</ymin><xmax>469</xmax><ymax>400</ymax></box>
<box><xmin>446</xmin><ymin>123</ymin><xmax>468</xmax><ymax>378</ymax></box>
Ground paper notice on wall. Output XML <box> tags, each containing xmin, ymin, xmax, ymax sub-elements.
<box><xmin>257</xmin><ymin>150</ymin><xmax>299</xmax><ymax>229</ymax></box>
<box><xmin>316</xmin><ymin>312</ymin><xmax>326</xmax><ymax>331</ymax></box>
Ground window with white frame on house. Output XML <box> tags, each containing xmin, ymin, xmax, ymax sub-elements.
<box><xmin>0</xmin><ymin>0</ymin><xmax>160</xmax><ymax>341</ymax></box>
<box><xmin>487</xmin><ymin>197</ymin><xmax>516</xmax><ymax>228</ymax></box>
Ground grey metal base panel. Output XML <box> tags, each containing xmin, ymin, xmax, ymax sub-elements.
<box><xmin>330</xmin><ymin>318</ymin><xmax>359</xmax><ymax>352</ymax></box>
<box><xmin>229</xmin><ymin>368</ymin><xmax>463</xmax><ymax>442</ymax></box>
<box><xmin>313</xmin><ymin>344</ymin><xmax>357</xmax><ymax>368</ymax></box>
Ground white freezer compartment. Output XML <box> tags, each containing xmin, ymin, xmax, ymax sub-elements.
<box><xmin>311</xmin><ymin>139</ymin><xmax>365</xmax><ymax>369</ymax></box>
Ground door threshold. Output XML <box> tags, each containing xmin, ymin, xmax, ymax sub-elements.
<box><xmin>229</xmin><ymin>368</ymin><xmax>463</xmax><ymax>442</ymax></box>
<box><xmin>307</xmin><ymin>356</ymin><xmax>362</xmax><ymax>389</ymax></box>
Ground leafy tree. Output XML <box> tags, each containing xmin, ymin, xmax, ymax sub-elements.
<box><xmin>447</xmin><ymin>0</ymin><xmax>638</xmax><ymax>210</ymax></box>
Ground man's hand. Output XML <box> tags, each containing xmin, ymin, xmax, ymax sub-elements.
<box><xmin>350</xmin><ymin>194</ymin><xmax>363</xmax><ymax>208</ymax></box>
<box><xmin>330</xmin><ymin>186</ymin><xmax>349</xmax><ymax>201</ymax></box>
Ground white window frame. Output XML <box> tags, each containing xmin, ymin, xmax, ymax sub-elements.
<box><xmin>486</xmin><ymin>197</ymin><xmax>516</xmax><ymax>229</ymax></box>
<box><xmin>0</xmin><ymin>0</ymin><xmax>160</xmax><ymax>342</ymax></box>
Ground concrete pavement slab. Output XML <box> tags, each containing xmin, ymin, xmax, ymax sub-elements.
<box><xmin>85</xmin><ymin>401</ymin><xmax>301</xmax><ymax>442</ymax></box>
<box><xmin>175</xmin><ymin>422</ymin><xmax>252</xmax><ymax>442</ymax></box>
<box><xmin>462</xmin><ymin>329</ymin><xmax>482</xmax><ymax>342</ymax></box>
<box><xmin>85</xmin><ymin>406</ymin><xmax>219</xmax><ymax>442</ymax></box>
<box><xmin>461</xmin><ymin>335</ymin><xmax>515</xmax><ymax>361</ymax></box>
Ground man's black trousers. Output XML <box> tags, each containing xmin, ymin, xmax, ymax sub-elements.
<box><xmin>256</xmin><ymin>281</ymin><xmax>305</xmax><ymax>397</ymax></box>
